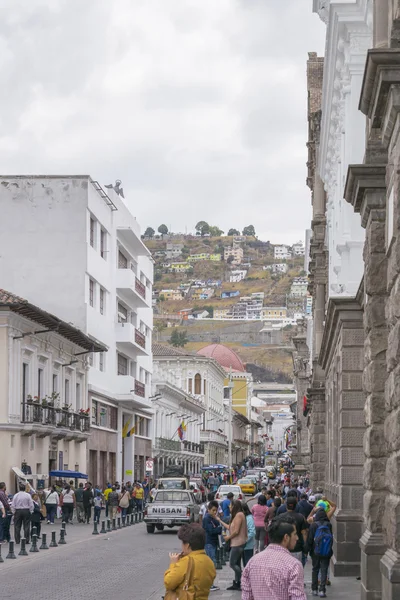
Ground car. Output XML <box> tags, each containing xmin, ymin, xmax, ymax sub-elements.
<box><xmin>144</xmin><ymin>489</ymin><xmax>200</xmax><ymax>533</ymax></box>
<box><xmin>189</xmin><ymin>481</ymin><xmax>202</xmax><ymax>503</ymax></box>
<box><xmin>237</xmin><ymin>478</ymin><xmax>256</xmax><ymax>495</ymax></box>
<box><xmin>265</xmin><ymin>465</ymin><xmax>276</xmax><ymax>479</ymax></box>
<box><xmin>246</xmin><ymin>475</ymin><xmax>259</xmax><ymax>490</ymax></box>
<box><xmin>215</xmin><ymin>485</ymin><xmax>243</xmax><ymax>501</ymax></box>
<box><xmin>190</xmin><ymin>478</ymin><xmax>206</xmax><ymax>501</ymax></box>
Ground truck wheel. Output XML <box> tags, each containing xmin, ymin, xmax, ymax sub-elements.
<box><xmin>146</xmin><ymin>525</ymin><xmax>155</xmax><ymax>534</ymax></box>
<box><xmin>156</xmin><ymin>524</ymin><xmax>164</xmax><ymax>531</ymax></box>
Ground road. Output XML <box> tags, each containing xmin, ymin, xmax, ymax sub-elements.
<box><xmin>0</xmin><ymin>519</ymin><xmax>180</xmax><ymax>600</ymax></box>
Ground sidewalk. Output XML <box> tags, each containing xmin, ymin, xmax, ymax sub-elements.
<box><xmin>213</xmin><ymin>556</ymin><xmax>361</xmax><ymax>599</ymax></box>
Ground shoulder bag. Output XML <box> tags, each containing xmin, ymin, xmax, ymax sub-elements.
<box><xmin>164</xmin><ymin>556</ymin><xmax>195</xmax><ymax>600</ymax></box>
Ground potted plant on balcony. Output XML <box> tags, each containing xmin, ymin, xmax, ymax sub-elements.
<box><xmin>27</xmin><ymin>395</ymin><xmax>34</xmax><ymax>405</ymax></box>
<box><xmin>62</xmin><ymin>404</ymin><xmax>72</xmax><ymax>413</ymax></box>
<box><xmin>33</xmin><ymin>395</ymin><xmax>41</xmax><ymax>405</ymax></box>
<box><xmin>79</xmin><ymin>408</ymin><xmax>90</xmax><ymax>417</ymax></box>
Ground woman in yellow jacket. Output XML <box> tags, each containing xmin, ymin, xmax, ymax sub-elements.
<box><xmin>164</xmin><ymin>523</ymin><xmax>216</xmax><ymax>600</ymax></box>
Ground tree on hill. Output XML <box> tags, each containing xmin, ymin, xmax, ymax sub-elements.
<box><xmin>228</xmin><ymin>228</ymin><xmax>240</xmax><ymax>236</ymax></box>
<box><xmin>209</xmin><ymin>225</ymin><xmax>224</xmax><ymax>237</ymax></box>
<box><xmin>158</xmin><ymin>224</ymin><xmax>169</xmax><ymax>236</ymax></box>
<box><xmin>195</xmin><ymin>221</ymin><xmax>210</xmax><ymax>236</ymax></box>
<box><xmin>144</xmin><ymin>227</ymin><xmax>155</xmax><ymax>238</ymax></box>
<box><xmin>169</xmin><ymin>328</ymin><xmax>188</xmax><ymax>347</ymax></box>
<box><xmin>242</xmin><ymin>225</ymin><xmax>256</xmax><ymax>236</ymax></box>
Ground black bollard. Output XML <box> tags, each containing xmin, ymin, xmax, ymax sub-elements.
<box><xmin>49</xmin><ymin>531</ymin><xmax>58</xmax><ymax>547</ymax></box>
<box><xmin>107</xmin><ymin>519</ymin><xmax>112</xmax><ymax>533</ymax></box>
<box><xmin>61</xmin><ymin>521</ymin><xmax>67</xmax><ymax>537</ymax></box>
<box><xmin>216</xmin><ymin>546</ymin><xmax>222</xmax><ymax>570</ymax></box>
<box><xmin>58</xmin><ymin>529</ymin><xmax>66</xmax><ymax>545</ymax></box>
<box><xmin>40</xmin><ymin>533</ymin><xmax>49</xmax><ymax>549</ymax></box>
<box><xmin>6</xmin><ymin>541</ymin><xmax>16</xmax><ymax>559</ymax></box>
<box><xmin>0</xmin><ymin>544</ymin><xmax>3</xmax><ymax>563</ymax></box>
<box><xmin>92</xmin><ymin>521</ymin><xmax>99</xmax><ymax>535</ymax></box>
<box><xmin>117</xmin><ymin>517</ymin><xmax>121</xmax><ymax>529</ymax></box>
<box><xmin>100</xmin><ymin>520</ymin><xmax>106</xmax><ymax>534</ymax></box>
<box><xmin>19</xmin><ymin>538</ymin><xmax>28</xmax><ymax>556</ymax></box>
<box><xmin>112</xmin><ymin>518</ymin><xmax>117</xmax><ymax>531</ymax></box>
<box><xmin>30</xmin><ymin>534</ymin><xmax>39</xmax><ymax>553</ymax></box>
<box><xmin>31</xmin><ymin>526</ymin><xmax>37</xmax><ymax>538</ymax></box>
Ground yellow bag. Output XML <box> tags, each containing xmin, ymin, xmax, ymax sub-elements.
<box><xmin>40</xmin><ymin>504</ymin><xmax>47</xmax><ymax>518</ymax></box>
<box><xmin>164</xmin><ymin>556</ymin><xmax>195</xmax><ymax>600</ymax></box>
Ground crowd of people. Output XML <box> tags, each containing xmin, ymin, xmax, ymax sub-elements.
<box><xmin>164</xmin><ymin>469</ymin><xmax>336</xmax><ymax>600</ymax></box>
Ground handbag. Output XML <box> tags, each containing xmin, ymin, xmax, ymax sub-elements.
<box><xmin>164</xmin><ymin>556</ymin><xmax>195</xmax><ymax>600</ymax></box>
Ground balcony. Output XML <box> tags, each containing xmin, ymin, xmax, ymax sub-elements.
<box><xmin>115</xmin><ymin>322</ymin><xmax>148</xmax><ymax>355</ymax></box>
<box><xmin>114</xmin><ymin>376</ymin><xmax>152</xmax><ymax>409</ymax></box>
<box><xmin>135</xmin><ymin>380</ymin><xmax>145</xmax><ymax>398</ymax></box>
<box><xmin>116</xmin><ymin>268</ymin><xmax>148</xmax><ymax>307</ymax></box>
<box><xmin>21</xmin><ymin>401</ymin><xmax>90</xmax><ymax>442</ymax></box>
<box><xmin>155</xmin><ymin>437</ymin><xmax>182</xmax><ymax>451</ymax></box>
<box><xmin>183</xmin><ymin>441</ymin><xmax>204</xmax><ymax>454</ymax></box>
<box><xmin>200</xmin><ymin>430</ymin><xmax>227</xmax><ymax>446</ymax></box>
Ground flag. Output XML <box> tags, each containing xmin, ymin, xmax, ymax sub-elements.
<box><xmin>122</xmin><ymin>421</ymin><xmax>131</xmax><ymax>438</ymax></box>
<box><xmin>178</xmin><ymin>421</ymin><xmax>187</xmax><ymax>441</ymax></box>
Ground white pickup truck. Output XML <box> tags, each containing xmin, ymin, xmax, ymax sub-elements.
<box><xmin>144</xmin><ymin>490</ymin><xmax>200</xmax><ymax>533</ymax></box>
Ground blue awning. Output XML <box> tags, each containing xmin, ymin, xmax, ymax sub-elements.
<box><xmin>49</xmin><ymin>470</ymin><xmax>88</xmax><ymax>480</ymax></box>
<box><xmin>201</xmin><ymin>465</ymin><xmax>228</xmax><ymax>470</ymax></box>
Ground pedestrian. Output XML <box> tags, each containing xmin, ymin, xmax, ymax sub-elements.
<box><xmin>119</xmin><ymin>486</ymin><xmax>130</xmax><ymax>521</ymax></box>
<box><xmin>44</xmin><ymin>485</ymin><xmax>59</xmax><ymax>524</ymax></box>
<box><xmin>103</xmin><ymin>482</ymin><xmax>112</xmax><ymax>518</ymax></box>
<box><xmin>297</xmin><ymin>493</ymin><xmax>313</xmax><ymax>519</ymax></box>
<box><xmin>242</xmin><ymin>503</ymin><xmax>256</xmax><ymax>566</ymax></box>
<box><xmin>220</xmin><ymin>491</ymin><xmax>233</xmax><ymax>523</ymax></box>
<box><xmin>251</xmin><ymin>494</ymin><xmax>268</xmax><ymax>553</ymax></box>
<box><xmin>134</xmin><ymin>482</ymin><xmax>144</xmax><ymax>512</ymax></box>
<box><xmin>93</xmin><ymin>491</ymin><xmax>103</xmax><ymax>524</ymax></box>
<box><xmin>0</xmin><ymin>482</ymin><xmax>12</xmax><ymax>543</ymax></box>
<box><xmin>83</xmin><ymin>483</ymin><xmax>93</xmax><ymax>524</ymax></box>
<box><xmin>107</xmin><ymin>486</ymin><xmax>119</xmax><ymax>520</ymax></box>
<box><xmin>11</xmin><ymin>483</ymin><xmax>34</xmax><ymax>544</ymax></box>
<box><xmin>307</xmin><ymin>508</ymin><xmax>333</xmax><ymax>598</ymax></box>
<box><xmin>276</xmin><ymin>497</ymin><xmax>308</xmax><ymax>564</ymax></box>
<box><xmin>202</xmin><ymin>500</ymin><xmax>223</xmax><ymax>591</ymax></box>
<box><xmin>223</xmin><ymin>499</ymin><xmax>248</xmax><ymax>591</ymax></box>
<box><xmin>75</xmin><ymin>482</ymin><xmax>85</xmax><ymax>523</ymax></box>
<box><xmin>31</xmin><ymin>493</ymin><xmax>42</xmax><ymax>538</ymax></box>
<box><xmin>242</xmin><ymin>516</ymin><xmax>307</xmax><ymax>600</ymax></box>
<box><xmin>164</xmin><ymin>523</ymin><xmax>216</xmax><ymax>600</ymax></box>
<box><xmin>61</xmin><ymin>484</ymin><xmax>75</xmax><ymax>524</ymax></box>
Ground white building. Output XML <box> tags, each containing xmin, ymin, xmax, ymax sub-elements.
<box><xmin>263</xmin><ymin>263</ymin><xmax>288</xmax><ymax>274</ymax></box>
<box><xmin>165</xmin><ymin>242</ymin><xmax>184</xmax><ymax>260</ymax></box>
<box><xmin>224</xmin><ymin>246</ymin><xmax>244</xmax><ymax>265</ymax></box>
<box><xmin>152</xmin><ymin>343</ymin><xmax>227</xmax><ymax>468</ymax></box>
<box><xmin>290</xmin><ymin>277</ymin><xmax>308</xmax><ymax>297</ymax></box>
<box><xmin>292</xmin><ymin>241</ymin><xmax>305</xmax><ymax>256</ymax></box>
<box><xmin>0</xmin><ymin>289</ymin><xmax>105</xmax><ymax>492</ymax></box>
<box><xmin>230</xmin><ymin>270</ymin><xmax>247</xmax><ymax>283</ymax></box>
<box><xmin>0</xmin><ymin>176</ymin><xmax>153</xmax><ymax>485</ymax></box>
<box><xmin>274</xmin><ymin>245</ymin><xmax>292</xmax><ymax>260</ymax></box>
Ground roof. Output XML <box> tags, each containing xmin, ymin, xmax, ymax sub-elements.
<box><xmin>152</xmin><ymin>342</ymin><xmax>195</xmax><ymax>357</ymax></box>
<box><xmin>197</xmin><ymin>344</ymin><xmax>245</xmax><ymax>372</ymax></box>
<box><xmin>0</xmin><ymin>289</ymin><xmax>106</xmax><ymax>353</ymax></box>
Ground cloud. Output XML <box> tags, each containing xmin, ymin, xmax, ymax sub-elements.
<box><xmin>0</xmin><ymin>0</ymin><xmax>325</xmax><ymax>244</ymax></box>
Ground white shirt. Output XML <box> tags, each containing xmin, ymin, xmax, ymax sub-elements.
<box><xmin>45</xmin><ymin>490</ymin><xmax>59</xmax><ymax>504</ymax></box>
<box><xmin>11</xmin><ymin>491</ymin><xmax>34</xmax><ymax>513</ymax></box>
<box><xmin>62</xmin><ymin>489</ymin><xmax>75</xmax><ymax>504</ymax></box>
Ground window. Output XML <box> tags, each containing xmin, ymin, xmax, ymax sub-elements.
<box><xmin>90</xmin><ymin>217</ymin><xmax>96</xmax><ymax>248</ymax></box>
<box><xmin>203</xmin><ymin>379</ymin><xmax>206</xmax><ymax>394</ymax></box>
<box><xmin>188</xmin><ymin>379</ymin><xmax>193</xmax><ymax>393</ymax></box>
<box><xmin>38</xmin><ymin>368</ymin><xmax>43</xmax><ymax>398</ymax></box>
<box><xmin>11</xmin><ymin>434</ymin><xmax>15</xmax><ymax>448</ymax></box>
<box><xmin>52</xmin><ymin>373</ymin><xmax>58</xmax><ymax>393</ymax></box>
<box><xmin>194</xmin><ymin>373</ymin><xmax>202</xmax><ymax>395</ymax></box>
<box><xmin>117</xmin><ymin>303</ymin><xmax>128</xmax><ymax>323</ymax></box>
<box><xmin>117</xmin><ymin>353</ymin><xmax>128</xmax><ymax>376</ymax></box>
<box><xmin>64</xmin><ymin>379</ymin><xmax>70</xmax><ymax>403</ymax></box>
<box><xmin>92</xmin><ymin>399</ymin><xmax>117</xmax><ymax>430</ymax></box>
<box><xmin>22</xmin><ymin>363</ymin><xmax>29</xmax><ymax>401</ymax></box>
<box><xmin>99</xmin><ymin>404</ymin><xmax>108</xmax><ymax>428</ymax></box>
<box><xmin>118</xmin><ymin>250</ymin><xmax>128</xmax><ymax>269</ymax></box>
<box><xmin>99</xmin><ymin>353</ymin><xmax>105</xmax><ymax>372</ymax></box>
<box><xmin>100</xmin><ymin>288</ymin><xmax>105</xmax><ymax>315</ymax></box>
<box><xmin>88</xmin><ymin>353</ymin><xmax>93</xmax><ymax>366</ymax></box>
<box><xmin>89</xmin><ymin>279</ymin><xmax>95</xmax><ymax>307</ymax></box>
<box><xmin>100</xmin><ymin>229</ymin><xmax>107</xmax><ymax>259</ymax></box>
<box><xmin>76</xmin><ymin>382</ymin><xmax>81</xmax><ymax>411</ymax></box>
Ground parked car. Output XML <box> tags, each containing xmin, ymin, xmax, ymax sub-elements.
<box><xmin>215</xmin><ymin>484</ymin><xmax>243</xmax><ymax>501</ymax></box>
<box><xmin>144</xmin><ymin>489</ymin><xmax>200</xmax><ymax>533</ymax></box>
<box><xmin>191</xmin><ymin>477</ymin><xmax>206</xmax><ymax>501</ymax></box>
<box><xmin>189</xmin><ymin>481</ymin><xmax>202</xmax><ymax>503</ymax></box>
<box><xmin>237</xmin><ymin>478</ymin><xmax>256</xmax><ymax>495</ymax></box>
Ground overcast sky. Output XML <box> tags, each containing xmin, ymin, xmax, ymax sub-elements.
<box><xmin>1</xmin><ymin>1</ymin><xmax>325</xmax><ymax>245</ymax></box>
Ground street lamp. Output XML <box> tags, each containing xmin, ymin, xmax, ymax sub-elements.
<box><xmin>224</xmin><ymin>373</ymin><xmax>234</xmax><ymax>472</ymax></box>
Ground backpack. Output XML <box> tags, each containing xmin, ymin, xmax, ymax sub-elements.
<box><xmin>314</xmin><ymin>523</ymin><xmax>333</xmax><ymax>557</ymax></box>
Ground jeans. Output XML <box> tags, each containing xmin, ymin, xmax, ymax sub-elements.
<box><xmin>135</xmin><ymin>499</ymin><xmax>143</xmax><ymax>512</ymax></box>
<box><xmin>45</xmin><ymin>504</ymin><xmax>57</xmax><ymax>524</ymax></box>
<box><xmin>229</xmin><ymin>544</ymin><xmax>245</xmax><ymax>583</ymax></box>
<box><xmin>255</xmin><ymin>526</ymin><xmax>266</xmax><ymax>551</ymax></box>
<box><xmin>94</xmin><ymin>507</ymin><xmax>101</xmax><ymax>523</ymax></box>
<box><xmin>312</xmin><ymin>555</ymin><xmax>330</xmax><ymax>592</ymax></box>
<box><xmin>14</xmin><ymin>509</ymin><xmax>31</xmax><ymax>544</ymax></box>
<box><xmin>0</xmin><ymin>513</ymin><xmax>11</xmax><ymax>542</ymax></box>
<box><xmin>62</xmin><ymin>503</ymin><xmax>74</xmax><ymax>523</ymax></box>
<box><xmin>120</xmin><ymin>507</ymin><xmax>128</xmax><ymax>519</ymax></box>
<box><xmin>84</xmin><ymin>505</ymin><xmax>92</xmax><ymax>523</ymax></box>
<box><xmin>243</xmin><ymin>548</ymin><xmax>254</xmax><ymax>566</ymax></box>
<box><xmin>205</xmin><ymin>543</ymin><xmax>217</xmax><ymax>565</ymax></box>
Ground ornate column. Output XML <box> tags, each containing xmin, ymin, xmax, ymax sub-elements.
<box><xmin>374</xmin><ymin>0</ymin><xmax>389</xmax><ymax>48</ymax></box>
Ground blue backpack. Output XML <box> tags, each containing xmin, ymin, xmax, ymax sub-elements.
<box><xmin>314</xmin><ymin>523</ymin><xmax>333</xmax><ymax>557</ymax></box>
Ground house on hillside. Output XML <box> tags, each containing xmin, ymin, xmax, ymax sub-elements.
<box><xmin>289</xmin><ymin>277</ymin><xmax>308</xmax><ymax>297</ymax></box>
<box><xmin>263</xmin><ymin>263</ymin><xmax>288</xmax><ymax>274</ymax></box>
<box><xmin>221</xmin><ymin>290</ymin><xmax>240</xmax><ymax>299</ymax></box>
<box><xmin>230</xmin><ymin>270</ymin><xmax>247</xmax><ymax>283</ymax></box>
<box><xmin>191</xmin><ymin>288</ymin><xmax>214</xmax><ymax>300</ymax></box>
<box><xmin>214</xmin><ymin>308</ymin><xmax>232</xmax><ymax>319</ymax></box>
<box><xmin>292</xmin><ymin>241</ymin><xmax>305</xmax><ymax>256</ymax></box>
<box><xmin>191</xmin><ymin>309</ymin><xmax>210</xmax><ymax>320</ymax></box>
<box><xmin>274</xmin><ymin>245</ymin><xmax>291</xmax><ymax>260</ymax></box>
<box><xmin>261</xmin><ymin>306</ymin><xmax>288</xmax><ymax>320</ymax></box>
<box><xmin>166</xmin><ymin>242</ymin><xmax>184</xmax><ymax>259</ymax></box>
<box><xmin>224</xmin><ymin>246</ymin><xmax>244</xmax><ymax>265</ymax></box>
<box><xmin>188</xmin><ymin>253</ymin><xmax>209</xmax><ymax>262</ymax></box>
<box><xmin>169</xmin><ymin>262</ymin><xmax>193</xmax><ymax>273</ymax></box>
<box><xmin>160</xmin><ymin>289</ymin><xmax>183</xmax><ymax>301</ymax></box>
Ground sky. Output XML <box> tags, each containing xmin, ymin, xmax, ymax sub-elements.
<box><xmin>0</xmin><ymin>0</ymin><xmax>326</xmax><ymax>245</ymax></box>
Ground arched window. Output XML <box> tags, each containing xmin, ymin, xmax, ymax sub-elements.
<box><xmin>194</xmin><ymin>373</ymin><xmax>202</xmax><ymax>395</ymax></box>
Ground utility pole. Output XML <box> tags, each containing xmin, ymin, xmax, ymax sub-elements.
<box><xmin>227</xmin><ymin>370</ymin><xmax>234</xmax><ymax>475</ymax></box>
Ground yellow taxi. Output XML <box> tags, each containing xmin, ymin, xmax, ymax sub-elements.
<box><xmin>237</xmin><ymin>478</ymin><xmax>256</xmax><ymax>495</ymax></box>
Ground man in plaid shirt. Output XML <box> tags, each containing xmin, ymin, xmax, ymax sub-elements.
<box><xmin>241</xmin><ymin>516</ymin><xmax>306</xmax><ymax>600</ymax></box>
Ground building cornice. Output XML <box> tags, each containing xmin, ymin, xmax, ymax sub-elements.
<box><xmin>153</xmin><ymin>355</ymin><xmax>227</xmax><ymax>379</ymax></box>
<box><xmin>344</xmin><ymin>164</ymin><xmax>386</xmax><ymax>227</ymax></box>
<box><xmin>154</xmin><ymin>381</ymin><xmax>205</xmax><ymax>413</ymax></box>
<box><xmin>319</xmin><ymin>296</ymin><xmax>363</xmax><ymax>371</ymax></box>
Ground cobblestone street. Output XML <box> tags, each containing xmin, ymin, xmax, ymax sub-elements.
<box><xmin>0</xmin><ymin>518</ymin><xmax>361</xmax><ymax>600</ymax></box>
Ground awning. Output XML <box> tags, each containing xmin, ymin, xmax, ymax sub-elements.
<box><xmin>49</xmin><ymin>470</ymin><xmax>88</xmax><ymax>480</ymax></box>
<box><xmin>201</xmin><ymin>464</ymin><xmax>228</xmax><ymax>470</ymax></box>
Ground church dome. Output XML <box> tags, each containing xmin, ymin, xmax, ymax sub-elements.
<box><xmin>197</xmin><ymin>344</ymin><xmax>245</xmax><ymax>372</ymax></box>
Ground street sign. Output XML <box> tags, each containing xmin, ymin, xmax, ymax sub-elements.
<box><xmin>146</xmin><ymin>459</ymin><xmax>154</xmax><ymax>473</ymax></box>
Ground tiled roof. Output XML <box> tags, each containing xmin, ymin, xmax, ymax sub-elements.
<box><xmin>197</xmin><ymin>343</ymin><xmax>245</xmax><ymax>372</ymax></box>
<box><xmin>0</xmin><ymin>288</ymin><xmax>106</xmax><ymax>353</ymax></box>
<box><xmin>152</xmin><ymin>342</ymin><xmax>195</xmax><ymax>357</ymax></box>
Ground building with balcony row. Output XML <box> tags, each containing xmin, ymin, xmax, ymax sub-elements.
<box><xmin>0</xmin><ymin>289</ymin><xmax>105</xmax><ymax>492</ymax></box>
<box><xmin>0</xmin><ymin>176</ymin><xmax>154</xmax><ymax>486</ymax></box>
